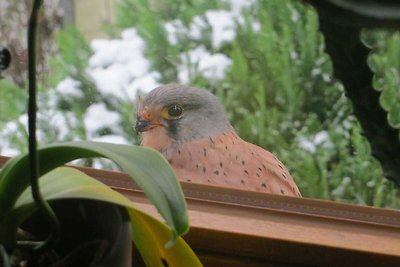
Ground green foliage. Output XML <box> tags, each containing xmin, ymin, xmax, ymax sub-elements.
<box><xmin>0</xmin><ymin>5</ymin><xmax>201</xmax><ymax>263</ymax></box>
<box><xmin>49</xmin><ymin>25</ymin><xmax>138</xmax><ymax>149</ymax></box>
<box><xmin>0</xmin><ymin>142</ymin><xmax>188</xmax><ymax>231</ymax></box>
<box><xmin>49</xmin><ymin>26</ymin><xmax>99</xmax><ymax>106</ymax></box>
<box><xmin>114</xmin><ymin>0</ymin><xmax>399</xmax><ymax>207</ymax></box>
<box><xmin>117</xmin><ymin>0</ymin><xmax>225</xmax><ymax>27</ymax></box>
<box><xmin>0</xmin><ymin>80</ymin><xmax>26</xmax><ymax>124</ymax></box>
<box><xmin>1</xmin><ymin>0</ymin><xmax>399</xmax><ymax>209</ymax></box>
<box><xmin>367</xmin><ymin>30</ymin><xmax>400</xmax><ymax>128</ymax></box>
<box><xmin>0</xmin><ymin>142</ymin><xmax>200</xmax><ymax>265</ymax></box>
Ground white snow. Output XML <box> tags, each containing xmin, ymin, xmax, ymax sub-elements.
<box><xmin>89</xmin><ymin>64</ymin><xmax>132</xmax><ymax>98</ymax></box>
<box><xmin>165</xmin><ymin>20</ymin><xmax>186</xmax><ymax>45</ymax></box>
<box><xmin>126</xmin><ymin>71</ymin><xmax>161</xmax><ymax>96</ymax></box>
<box><xmin>228</xmin><ymin>0</ymin><xmax>256</xmax><ymax>16</ymax></box>
<box><xmin>84</xmin><ymin>103</ymin><xmax>121</xmax><ymax>137</ymax></box>
<box><xmin>199</xmin><ymin>53</ymin><xmax>232</xmax><ymax>80</ymax></box>
<box><xmin>189</xmin><ymin>16</ymin><xmax>208</xmax><ymax>40</ymax></box>
<box><xmin>121</xmin><ymin>28</ymin><xmax>145</xmax><ymax>43</ymax></box>
<box><xmin>46</xmin><ymin>111</ymin><xmax>78</xmax><ymax>139</ymax></box>
<box><xmin>0</xmin><ymin>122</ymin><xmax>19</xmax><ymax>156</ymax></box>
<box><xmin>178</xmin><ymin>46</ymin><xmax>232</xmax><ymax>83</ymax></box>
<box><xmin>0</xmin><ymin>115</ymin><xmax>28</xmax><ymax>156</ymax></box>
<box><xmin>290</xmin><ymin>8</ymin><xmax>300</xmax><ymax>22</ymax></box>
<box><xmin>88</xmin><ymin>28</ymin><xmax>155</xmax><ymax>100</ymax></box>
<box><xmin>164</xmin><ymin>0</ymin><xmax>259</xmax><ymax>51</ymax></box>
<box><xmin>314</xmin><ymin>131</ymin><xmax>329</xmax><ymax>145</ymax></box>
<box><xmin>205</xmin><ymin>10</ymin><xmax>236</xmax><ymax>48</ymax></box>
<box><xmin>1</xmin><ymin>0</ymin><xmax>261</xmax><ymax>161</ymax></box>
<box><xmin>298</xmin><ymin>131</ymin><xmax>332</xmax><ymax>153</ymax></box>
<box><xmin>89</xmin><ymin>29</ymin><xmax>146</xmax><ymax>68</ymax></box>
<box><xmin>56</xmin><ymin>77</ymin><xmax>83</xmax><ymax>97</ymax></box>
<box><xmin>251</xmin><ymin>20</ymin><xmax>261</xmax><ymax>32</ymax></box>
<box><xmin>298</xmin><ymin>137</ymin><xmax>316</xmax><ymax>153</ymax></box>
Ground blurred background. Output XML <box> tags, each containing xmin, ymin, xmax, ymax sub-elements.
<box><xmin>0</xmin><ymin>0</ymin><xmax>399</xmax><ymax>208</ymax></box>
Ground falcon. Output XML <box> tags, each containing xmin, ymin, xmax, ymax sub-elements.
<box><xmin>135</xmin><ymin>84</ymin><xmax>301</xmax><ymax>197</ymax></box>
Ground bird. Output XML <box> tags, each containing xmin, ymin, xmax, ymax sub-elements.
<box><xmin>135</xmin><ymin>84</ymin><xmax>301</xmax><ymax>197</ymax></box>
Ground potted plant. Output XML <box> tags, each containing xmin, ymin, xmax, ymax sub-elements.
<box><xmin>0</xmin><ymin>1</ymin><xmax>202</xmax><ymax>266</ymax></box>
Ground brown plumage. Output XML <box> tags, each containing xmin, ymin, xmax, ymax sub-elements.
<box><xmin>135</xmin><ymin>84</ymin><xmax>301</xmax><ymax>197</ymax></box>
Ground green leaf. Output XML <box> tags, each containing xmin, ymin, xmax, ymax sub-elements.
<box><xmin>9</xmin><ymin>167</ymin><xmax>202</xmax><ymax>267</ymax></box>
<box><xmin>0</xmin><ymin>142</ymin><xmax>188</xmax><ymax>237</ymax></box>
<box><xmin>0</xmin><ymin>80</ymin><xmax>26</xmax><ymax>122</ymax></box>
<box><xmin>129</xmin><ymin>208</ymin><xmax>202</xmax><ymax>267</ymax></box>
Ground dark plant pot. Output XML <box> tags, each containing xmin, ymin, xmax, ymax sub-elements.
<box><xmin>19</xmin><ymin>199</ymin><xmax>132</xmax><ymax>267</ymax></box>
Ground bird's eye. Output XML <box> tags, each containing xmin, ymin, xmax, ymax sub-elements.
<box><xmin>167</xmin><ymin>105</ymin><xmax>183</xmax><ymax>118</ymax></box>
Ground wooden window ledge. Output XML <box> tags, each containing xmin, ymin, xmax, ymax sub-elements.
<box><xmin>1</xmin><ymin>156</ymin><xmax>400</xmax><ymax>266</ymax></box>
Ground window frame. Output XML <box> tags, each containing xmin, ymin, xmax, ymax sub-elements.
<box><xmin>1</xmin><ymin>155</ymin><xmax>399</xmax><ymax>266</ymax></box>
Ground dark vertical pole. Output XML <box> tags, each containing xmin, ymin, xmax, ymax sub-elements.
<box><xmin>28</xmin><ymin>0</ymin><xmax>60</xmax><ymax>249</ymax></box>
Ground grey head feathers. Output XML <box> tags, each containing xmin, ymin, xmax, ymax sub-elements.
<box><xmin>143</xmin><ymin>84</ymin><xmax>233</xmax><ymax>142</ymax></box>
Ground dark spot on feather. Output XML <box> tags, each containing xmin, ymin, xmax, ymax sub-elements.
<box><xmin>258</xmin><ymin>167</ymin><xmax>262</xmax><ymax>171</ymax></box>
<box><xmin>207</xmin><ymin>179</ymin><xmax>211</xmax><ymax>182</ymax></box>
<box><xmin>225</xmin><ymin>145</ymin><xmax>228</xmax><ymax>150</ymax></box>
<box><xmin>167</xmin><ymin>120</ymin><xmax>178</xmax><ymax>137</ymax></box>
<box><xmin>186</xmin><ymin>178</ymin><xmax>191</xmax><ymax>182</ymax></box>
<box><xmin>219</xmin><ymin>162</ymin><xmax>223</xmax><ymax>168</ymax></box>
<box><xmin>161</xmin><ymin>258</ymin><xmax>169</xmax><ymax>267</ymax></box>
<box><xmin>261</xmin><ymin>183</ymin><xmax>267</xmax><ymax>188</ymax></box>
<box><xmin>223</xmin><ymin>172</ymin><xmax>227</xmax><ymax>176</ymax></box>
<box><xmin>203</xmin><ymin>148</ymin><xmax>207</xmax><ymax>157</ymax></box>
<box><xmin>262</xmin><ymin>163</ymin><xmax>267</xmax><ymax>170</ymax></box>
<box><xmin>196</xmin><ymin>164</ymin><xmax>199</xmax><ymax>169</ymax></box>
<box><xmin>203</xmin><ymin>166</ymin><xmax>206</xmax><ymax>173</ymax></box>
<box><xmin>235</xmin><ymin>155</ymin><xmax>238</xmax><ymax>160</ymax></box>
<box><xmin>244</xmin><ymin>170</ymin><xmax>249</xmax><ymax>175</ymax></box>
<box><xmin>241</xmin><ymin>179</ymin><xmax>245</xmax><ymax>184</ymax></box>
<box><xmin>241</xmin><ymin>160</ymin><xmax>245</xmax><ymax>165</ymax></box>
<box><xmin>178</xmin><ymin>149</ymin><xmax>181</xmax><ymax>155</ymax></box>
<box><xmin>278</xmin><ymin>164</ymin><xmax>284</xmax><ymax>170</ymax></box>
<box><xmin>219</xmin><ymin>138</ymin><xmax>224</xmax><ymax>143</ymax></box>
<box><xmin>209</xmin><ymin>136</ymin><xmax>215</xmax><ymax>144</ymax></box>
<box><xmin>282</xmin><ymin>173</ymin><xmax>287</xmax><ymax>179</ymax></box>
<box><xmin>280</xmin><ymin>189</ymin><xmax>285</xmax><ymax>195</ymax></box>
<box><xmin>213</xmin><ymin>170</ymin><xmax>219</xmax><ymax>175</ymax></box>
<box><xmin>256</xmin><ymin>173</ymin><xmax>260</xmax><ymax>177</ymax></box>
<box><xmin>232</xmin><ymin>140</ymin><xmax>235</xmax><ymax>145</ymax></box>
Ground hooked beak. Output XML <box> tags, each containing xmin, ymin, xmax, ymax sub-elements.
<box><xmin>135</xmin><ymin>117</ymin><xmax>151</xmax><ymax>132</ymax></box>
<box><xmin>135</xmin><ymin>106</ymin><xmax>164</xmax><ymax>132</ymax></box>
<box><xmin>135</xmin><ymin>114</ymin><xmax>164</xmax><ymax>132</ymax></box>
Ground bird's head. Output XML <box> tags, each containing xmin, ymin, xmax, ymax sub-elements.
<box><xmin>135</xmin><ymin>84</ymin><xmax>232</xmax><ymax>151</ymax></box>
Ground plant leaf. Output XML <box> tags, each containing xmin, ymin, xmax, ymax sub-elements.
<box><xmin>0</xmin><ymin>142</ymin><xmax>188</xmax><ymax>237</ymax></box>
<box><xmin>9</xmin><ymin>167</ymin><xmax>202</xmax><ymax>266</ymax></box>
<box><xmin>129</xmin><ymin>208</ymin><xmax>203</xmax><ymax>267</ymax></box>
